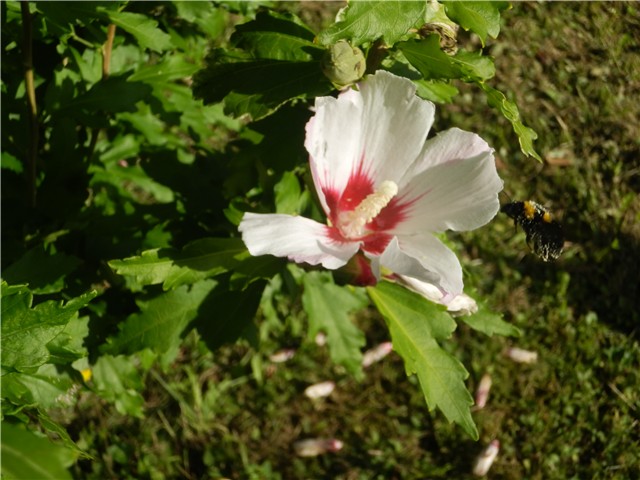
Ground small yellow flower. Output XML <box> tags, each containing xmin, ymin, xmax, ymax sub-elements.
<box><xmin>80</xmin><ymin>368</ymin><xmax>93</xmax><ymax>382</ymax></box>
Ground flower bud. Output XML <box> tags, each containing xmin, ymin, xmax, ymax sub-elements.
<box><xmin>362</xmin><ymin>342</ymin><xmax>393</xmax><ymax>368</ymax></box>
<box><xmin>321</xmin><ymin>40</ymin><xmax>366</xmax><ymax>87</ymax></box>
<box><xmin>474</xmin><ymin>373</ymin><xmax>492</xmax><ymax>410</ymax></box>
<box><xmin>269</xmin><ymin>348</ymin><xmax>296</xmax><ymax>363</ymax></box>
<box><xmin>472</xmin><ymin>439</ymin><xmax>500</xmax><ymax>476</ymax></box>
<box><xmin>505</xmin><ymin>347</ymin><xmax>538</xmax><ymax>364</ymax></box>
<box><xmin>294</xmin><ymin>438</ymin><xmax>343</xmax><ymax>457</ymax></box>
<box><xmin>304</xmin><ymin>381</ymin><xmax>335</xmax><ymax>399</ymax></box>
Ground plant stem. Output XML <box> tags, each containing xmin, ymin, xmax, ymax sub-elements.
<box><xmin>21</xmin><ymin>1</ymin><xmax>38</xmax><ymax>208</ymax></box>
<box><xmin>87</xmin><ymin>24</ymin><xmax>116</xmax><ymax>161</ymax></box>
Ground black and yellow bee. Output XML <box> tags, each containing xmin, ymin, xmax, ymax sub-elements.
<box><xmin>501</xmin><ymin>200</ymin><xmax>564</xmax><ymax>262</ymax></box>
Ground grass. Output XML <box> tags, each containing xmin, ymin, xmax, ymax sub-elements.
<box><xmin>59</xmin><ymin>2</ymin><xmax>639</xmax><ymax>479</ymax></box>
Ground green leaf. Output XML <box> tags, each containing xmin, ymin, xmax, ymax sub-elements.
<box><xmin>1</xmin><ymin>284</ymin><xmax>97</xmax><ymax>372</ymax></box>
<box><xmin>368</xmin><ymin>281</ymin><xmax>478</xmax><ymax>439</ymax></box>
<box><xmin>108</xmin><ymin>238</ymin><xmax>247</xmax><ymax>290</ymax></box>
<box><xmin>104</xmin><ymin>280</ymin><xmax>217</xmax><ymax>355</ymax></box>
<box><xmin>398</xmin><ymin>36</ymin><xmax>495</xmax><ymax>82</ymax></box>
<box><xmin>318</xmin><ymin>0</ymin><xmax>426</xmax><ymax>46</ymax></box>
<box><xmin>46</xmin><ymin>315</ymin><xmax>91</xmax><ymax>364</ymax></box>
<box><xmin>1</xmin><ymin>365</ymin><xmax>75</xmax><ymax>409</ymax></box>
<box><xmin>127</xmin><ymin>55</ymin><xmax>200</xmax><ymax>84</ymax></box>
<box><xmin>173</xmin><ymin>0</ymin><xmax>228</xmax><ymax>38</ymax></box>
<box><xmin>480</xmin><ymin>83</ymin><xmax>542</xmax><ymax>161</ymax></box>
<box><xmin>193</xmin><ymin>10</ymin><xmax>331</xmax><ymax>120</ymax></box>
<box><xmin>90</xmin><ymin>163</ymin><xmax>175</xmax><ymax>204</ymax></box>
<box><xmin>443</xmin><ymin>1</ymin><xmax>509</xmax><ymax>46</ymax></box>
<box><xmin>2</xmin><ymin>151</ymin><xmax>23</xmax><ymax>173</ymax></box>
<box><xmin>92</xmin><ymin>354</ymin><xmax>145</xmax><ymax>417</ymax></box>
<box><xmin>302</xmin><ymin>272</ymin><xmax>368</xmax><ymax>378</ymax></box>
<box><xmin>102</xmin><ymin>10</ymin><xmax>173</xmax><ymax>53</ymax></box>
<box><xmin>193</xmin><ymin>280</ymin><xmax>266</xmax><ymax>352</ymax></box>
<box><xmin>2</xmin><ymin>246</ymin><xmax>82</xmax><ymax>294</ymax></box>
<box><xmin>58</xmin><ymin>76</ymin><xmax>152</xmax><ymax>114</ymax></box>
<box><xmin>274</xmin><ymin>171</ymin><xmax>302</xmax><ymax>214</ymax></box>
<box><xmin>414</xmin><ymin>79</ymin><xmax>459</xmax><ymax>103</ymax></box>
<box><xmin>38</xmin><ymin>411</ymin><xmax>91</xmax><ymax>459</ymax></box>
<box><xmin>1</xmin><ymin>422</ymin><xmax>75</xmax><ymax>480</ymax></box>
<box><xmin>460</xmin><ymin>300</ymin><xmax>522</xmax><ymax>337</ymax></box>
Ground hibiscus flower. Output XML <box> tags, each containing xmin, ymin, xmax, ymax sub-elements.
<box><xmin>238</xmin><ymin>71</ymin><xmax>502</xmax><ymax>296</ymax></box>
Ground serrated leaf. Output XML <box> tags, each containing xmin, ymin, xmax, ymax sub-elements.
<box><xmin>193</xmin><ymin>10</ymin><xmax>330</xmax><ymax>121</ymax></box>
<box><xmin>193</xmin><ymin>50</ymin><xmax>330</xmax><ymax>121</ymax></box>
<box><xmin>460</xmin><ymin>300</ymin><xmax>521</xmax><ymax>337</ymax></box>
<box><xmin>104</xmin><ymin>280</ymin><xmax>217</xmax><ymax>355</ymax></box>
<box><xmin>302</xmin><ymin>272</ymin><xmax>368</xmax><ymax>378</ymax></box>
<box><xmin>399</xmin><ymin>36</ymin><xmax>495</xmax><ymax>82</ymax></box>
<box><xmin>103</xmin><ymin>10</ymin><xmax>173</xmax><ymax>53</ymax></box>
<box><xmin>2</xmin><ymin>246</ymin><xmax>82</xmax><ymax>295</ymax></box>
<box><xmin>193</xmin><ymin>280</ymin><xmax>266</xmax><ymax>352</ymax></box>
<box><xmin>92</xmin><ymin>354</ymin><xmax>145</xmax><ymax>417</ymax></box>
<box><xmin>480</xmin><ymin>83</ymin><xmax>542</xmax><ymax>161</ymax></box>
<box><xmin>317</xmin><ymin>0</ymin><xmax>426</xmax><ymax>46</ymax></box>
<box><xmin>1</xmin><ymin>423</ymin><xmax>75</xmax><ymax>480</ymax></box>
<box><xmin>443</xmin><ymin>1</ymin><xmax>508</xmax><ymax>46</ymax></box>
<box><xmin>58</xmin><ymin>76</ymin><xmax>152</xmax><ymax>114</ymax></box>
<box><xmin>1</xmin><ymin>285</ymin><xmax>97</xmax><ymax>372</ymax></box>
<box><xmin>108</xmin><ymin>238</ymin><xmax>247</xmax><ymax>290</ymax></box>
<box><xmin>368</xmin><ymin>281</ymin><xmax>478</xmax><ymax>439</ymax></box>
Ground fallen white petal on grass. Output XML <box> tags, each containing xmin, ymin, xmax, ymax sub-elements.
<box><xmin>474</xmin><ymin>373</ymin><xmax>492</xmax><ymax>410</ymax></box>
<box><xmin>362</xmin><ymin>342</ymin><xmax>393</xmax><ymax>368</ymax></box>
<box><xmin>472</xmin><ymin>439</ymin><xmax>500</xmax><ymax>476</ymax></box>
<box><xmin>269</xmin><ymin>348</ymin><xmax>296</xmax><ymax>363</ymax></box>
<box><xmin>304</xmin><ymin>381</ymin><xmax>335</xmax><ymax>399</ymax></box>
<box><xmin>505</xmin><ymin>347</ymin><xmax>538</xmax><ymax>364</ymax></box>
<box><xmin>293</xmin><ymin>438</ymin><xmax>344</xmax><ymax>457</ymax></box>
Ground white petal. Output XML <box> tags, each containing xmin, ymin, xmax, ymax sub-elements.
<box><xmin>395</xmin><ymin>132</ymin><xmax>502</xmax><ymax>233</ymax></box>
<box><xmin>379</xmin><ymin>235</ymin><xmax>463</xmax><ymax>295</ymax></box>
<box><xmin>401</xmin><ymin>128</ymin><xmax>493</xmax><ymax>180</ymax></box>
<box><xmin>305</xmin><ymin>71</ymin><xmax>435</xmax><ymax>213</ymax></box>
<box><xmin>238</xmin><ymin>213</ymin><xmax>359</xmax><ymax>269</ymax></box>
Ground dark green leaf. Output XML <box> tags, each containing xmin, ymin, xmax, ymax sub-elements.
<box><xmin>368</xmin><ymin>281</ymin><xmax>478</xmax><ymax>439</ymax></box>
<box><xmin>0</xmin><ymin>422</ymin><xmax>75</xmax><ymax>480</ymax></box>
<box><xmin>318</xmin><ymin>0</ymin><xmax>426</xmax><ymax>46</ymax></box>
<box><xmin>193</xmin><ymin>10</ymin><xmax>329</xmax><ymax>120</ymax></box>
<box><xmin>193</xmin><ymin>280</ymin><xmax>266</xmax><ymax>351</ymax></box>
<box><xmin>58</xmin><ymin>76</ymin><xmax>152</xmax><ymax>114</ymax></box>
<box><xmin>104</xmin><ymin>280</ymin><xmax>217</xmax><ymax>355</ymax></box>
<box><xmin>302</xmin><ymin>272</ymin><xmax>368</xmax><ymax>378</ymax></box>
<box><xmin>2</xmin><ymin>246</ymin><xmax>82</xmax><ymax>295</ymax></box>
<box><xmin>399</xmin><ymin>36</ymin><xmax>495</xmax><ymax>82</ymax></box>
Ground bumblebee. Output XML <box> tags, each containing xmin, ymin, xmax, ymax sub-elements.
<box><xmin>501</xmin><ymin>200</ymin><xmax>564</xmax><ymax>262</ymax></box>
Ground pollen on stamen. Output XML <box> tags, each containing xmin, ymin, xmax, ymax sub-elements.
<box><xmin>339</xmin><ymin>180</ymin><xmax>398</xmax><ymax>238</ymax></box>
